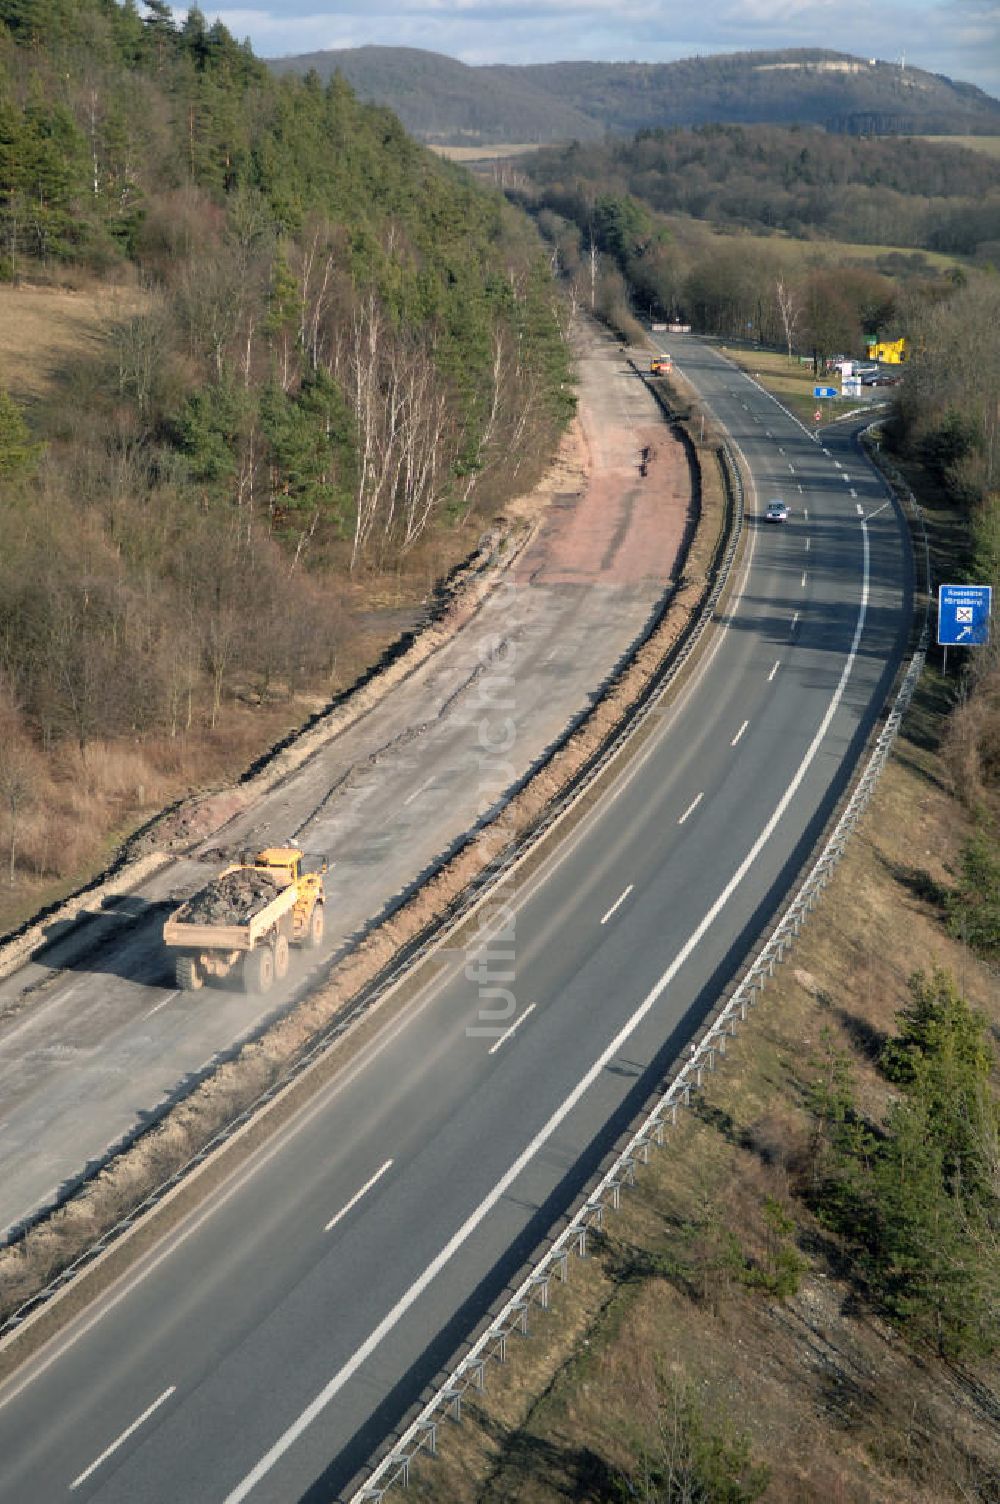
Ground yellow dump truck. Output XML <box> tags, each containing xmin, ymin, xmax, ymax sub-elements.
<box><xmin>163</xmin><ymin>847</ymin><xmax>327</xmax><ymax>994</ymax></box>
<box><xmin>650</xmin><ymin>355</ymin><xmax>672</xmax><ymax>375</ymax></box>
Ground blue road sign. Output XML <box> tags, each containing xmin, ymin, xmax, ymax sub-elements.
<box><xmin>813</xmin><ymin>385</ymin><xmax>837</xmax><ymax>398</ymax></box>
<box><xmin>938</xmin><ymin>583</ymin><xmax>992</xmax><ymax>646</ymax></box>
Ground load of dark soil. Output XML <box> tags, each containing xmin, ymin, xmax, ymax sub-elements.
<box><xmin>181</xmin><ymin>869</ymin><xmax>282</xmax><ymax>924</ymax></box>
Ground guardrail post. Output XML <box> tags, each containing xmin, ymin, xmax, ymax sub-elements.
<box><xmin>485</xmin><ymin>1326</ymin><xmax>507</xmax><ymax>1362</ymax></box>
<box><xmin>531</xmin><ymin>1272</ymin><xmax>550</xmax><ymax>1310</ymax></box>
<box><xmin>418</xmin><ymin>1419</ymin><xmax>437</xmax><ymax>1456</ymax></box>
<box><xmin>443</xmin><ymin>1386</ymin><xmax>462</xmax><ymax>1420</ymax></box>
<box><xmin>554</xmin><ymin>1249</ymin><xmax>570</xmax><ymax>1282</ymax></box>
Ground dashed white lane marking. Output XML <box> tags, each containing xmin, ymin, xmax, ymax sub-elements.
<box><xmin>822</xmin><ymin>447</ymin><xmax>831</xmax><ymax>456</ymax></box>
<box><xmin>856</xmin><ymin>502</ymin><xmax>864</xmax><ymax>516</ymax></box>
<box><xmin>403</xmin><ymin>777</ymin><xmax>434</xmax><ymax>807</ymax></box>
<box><xmin>325</xmin><ymin>1160</ymin><xmax>394</xmax><ymax>1232</ymax></box>
<box><xmin>224</xmin><ymin>512</ymin><xmax>875</xmax><ymax>1504</ymax></box>
<box><xmin>788</xmin><ymin>464</ymin><xmax>795</xmax><ymax>474</ymax></box>
<box><xmin>834</xmin><ymin>459</ymin><xmax>842</xmax><ymax>469</ymax></box>
<box><xmin>678</xmin><ymin>792</ymin><xmax>704</xmax><ymax>825</ymax></box>
<box><xmin>801</xmin><ymin>571</ymin><xmax>808</xmax><ymax>588</ymax></box>
<box><xmin>778</xmin><ymin>446</ymin><xmax>784</xmax><ymax>454</ymax></box>
<box><xmin>731</xmin><ymin>720</ymin><xmax>749</xmax><ymax>747</ymax></box>
<box><xmin>850</xmin><ymin>488</ymin><xmax>857</xmax><ymax>499</ymax></box>
<box><xmin>600</xmin><ymin>885</ymin><xmax>634</xmax><ymax>926</ymax></box>
<box><xmin>805</xmin><ymin>538</ymin><xmax>811</xmax><ymax>552</ymax></box>
<box><xmin>144</xmin><ymin>992</ymin><xmax>180</xmax><ymax>1019</ymax></box>
<box><xmin>768</xmin><ymin>660</ymin><xmax>781</xmax><ymax>681</ymax></box>
<box><xmin>70</xmin><ymin>1387</ymin><xmax>177</xmax><ymax>1490</ymax></box>
<box><xmin>798</xmin><ymin>485</ymin><xmax>804</xmax><ymax>494</ymax></box>
<box><xmin>791</xmin><ymin>611</ymin><xmax>800</xmax><ymax>630</ymax></box>
<box><xmin>765</xmin><ymin>430</ymin><xmax>772</xmax><ymax>438</ymax></box>
<box><xmin>488</xmin><ymin>1003</ymin><xmax>537</xmax><ymax>1056</ymax></box>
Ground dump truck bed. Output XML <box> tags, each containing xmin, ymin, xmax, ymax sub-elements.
<box><xmin>163</xmin><ymin>869</ymin><xmax>298</xmax><ymax>953</ymax></box>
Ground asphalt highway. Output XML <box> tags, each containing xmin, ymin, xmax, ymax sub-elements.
<box><xmin>0</xmin><ymin>338</ymin><xmax>913</xmax><ymax>1503</ymax></box>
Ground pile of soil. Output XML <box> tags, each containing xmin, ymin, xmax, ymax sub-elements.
<box><xmin>180</xmin><ymin>869</ymin><xmax>282</xmax><ymax>924</ymax></box>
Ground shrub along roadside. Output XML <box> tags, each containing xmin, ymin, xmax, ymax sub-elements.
<box><xmin>807</xmin><ymin>968</ymin><xmax>999</xmax><ymax>1360</ymax></box>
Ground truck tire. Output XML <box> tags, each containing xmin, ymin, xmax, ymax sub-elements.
<box><xmin>273</xmin><ymin>933</ymin><xmax>290</xmax><ymax>981</ymax></box>
<box><xmin>244</xmin><ymin>945</ymin><xmax>274</xmax><ymax>995</ymax></box>
<box><xmin>305</xmin><ymin>903</ymin><xmax>324</xmax><ymax>948</ymax></box>
<box><xmin>175</xmin><ymin>955</ymin><xmax>203</xmax><ymax>991</ymax></box>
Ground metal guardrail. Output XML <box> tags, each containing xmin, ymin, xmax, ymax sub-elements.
<box><xmin>348</xmin><ymin>442</ymin><xmax>931</xmax><ymax>1503</ymax></box>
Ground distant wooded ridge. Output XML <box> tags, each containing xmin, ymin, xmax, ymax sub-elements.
<box><xmin>268</xmin><ymin>46</ymin><xmax>1000</xmax><ymax>146</ymax></box>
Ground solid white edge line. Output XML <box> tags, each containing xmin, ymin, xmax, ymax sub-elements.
<box><xmin>730</xmin><ymin>720</ymin><xmax>749</xmax><ymax>746</ymax></box>
<box><xmin>69</xmin><ymin>1386</ymin><xmax>176</xmax><ymax>1490</ymax></box>
<box><xmin>677</xmin><ymin>792</ymin><xmax>704</xmax><ymax>825</ymax></box>
<box><xmin>324</xmin><ymin>1160</ymin><xmax>394</xmax><ymax>1233</ymax></box>
<box><xmin>222</xmin><ymin>514</ymin><xmax>872</xmax><ymax>1504</ymax></box>
<box><xmin>487</xmin><ymin>1003</ymin><xmax>537</xmax><ymax>1056</ymax></box>
<box><xmin>768</xmin><ymin>660</ymin><xmax>780</xmax><ymax>682</ymax></box>
<box><xmin>600</xmin><ymin>885</ymin><xmax>634</xmax><ymax>926</ymax></box>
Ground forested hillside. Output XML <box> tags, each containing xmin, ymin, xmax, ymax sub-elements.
<box><xmin>270</xmin><ymin>45</ymin><xmax>602</xmax><ymax>146</ymax></box>
<box><xmin>522</xmin><ymin>126</ymin><xmax>1000</xmax><ymax>258</ymax></box>
<box><xmin>272</xmin><ymin>46</ymin><xmax>1000</xmax><ymax>146</ymax></box>
<box><xmin>0</xmin><ymin>0</ymin><xmax>570</xmax><ymax>908</ymax></box>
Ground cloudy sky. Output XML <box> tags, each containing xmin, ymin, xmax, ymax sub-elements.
<box><xmin>205</xmin><ymin>0</ymin><xmax>1000</xmax><ymax>97</ymax></box>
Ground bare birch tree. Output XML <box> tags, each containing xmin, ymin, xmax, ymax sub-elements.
<box><xmin>775</xmin><ymin>274</ymin><xmax>802</xmax><ymax>358</ymax></box>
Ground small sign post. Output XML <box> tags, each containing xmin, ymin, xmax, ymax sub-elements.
<box><xmin>937</xmin><ymin>583</ymin><xmax>992</xmax><ymax>674</ymax></box>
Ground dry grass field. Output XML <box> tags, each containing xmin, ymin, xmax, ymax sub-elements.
<box><xmin>430</xmin><ymin>143</ymin><xmax>545</xmax><ymax>161</ymax></box>
<box><xmin>0</xmin><ymin>281</ymin><xmax>147</xmax><ymax>403</ymax></box>
<box><xmin>917</xmin><ymin>134</ymin><xmax>1000</xmax><ymax>158</ymax></box>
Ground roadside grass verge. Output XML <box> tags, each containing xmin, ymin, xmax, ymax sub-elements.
<box><xmin>406</xmin><ymin>679</ymin><xmax>1000</xmax><ymax>1504</ymax></box>
<box><xmin>717</xmin><ymin>345</ymin><xmax>846</xmax><ymax>428</ymax></box>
